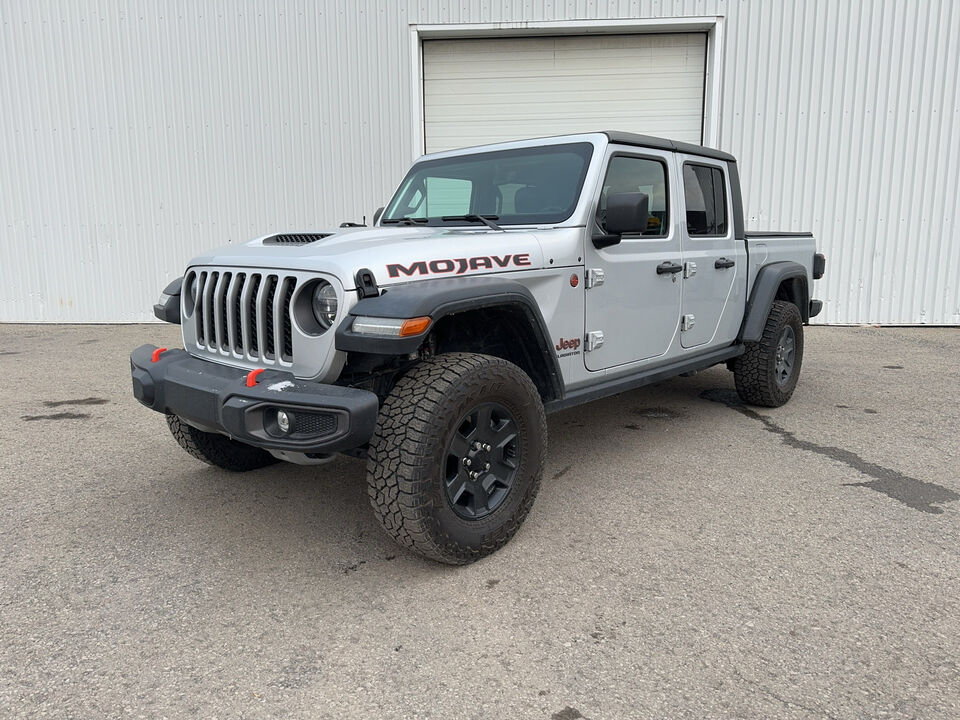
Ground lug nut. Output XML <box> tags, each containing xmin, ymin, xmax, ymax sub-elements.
<box><xmin>485</xmin><ymin>462</ymin><xmax>490</xmax><ymax>470</ymax></box>
<box><xmin>483</xmin><ymin>443</ymin><xmax>491</xmax><ymax>451</ymax></box>
<box><xmin>464</xmin><ymin>458</ymin><xmax>472</xmax><ymax>466</ymax></box>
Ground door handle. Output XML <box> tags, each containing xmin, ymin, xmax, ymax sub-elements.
<box><xmin>715</xmin><ymin>257</ymin><xmax>736</xmax><ymax>269</ymax></box>
<box><xmin>657</xmin><ymin>261</ymin><xmax>683</xmax><ymax>275</ymax></box>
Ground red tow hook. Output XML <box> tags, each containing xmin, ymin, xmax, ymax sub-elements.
<box><xmin>151</xmin><ymin>347</ymin><xmax>168</xmax><ymax>363</ymax></box>
<box><xmin>246</xmin><ymin>368</ymin><xmax>266</xmax><ymax>387</ymax></box>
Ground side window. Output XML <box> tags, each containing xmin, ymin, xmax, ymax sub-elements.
<box><xmin>597</xmin><ymin>156</ymin><xmax>669</xmax><ymax>237</ymax></box>
<box><xmin>683</xmin><ymin>164</ymin><xmax>728</xmax><ymax>236</ymax></box>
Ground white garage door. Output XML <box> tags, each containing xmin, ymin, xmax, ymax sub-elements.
<box><xmin>422</xmin><ymin>34</ymin><xmax>706</xmax><ymax>154</ymax></box>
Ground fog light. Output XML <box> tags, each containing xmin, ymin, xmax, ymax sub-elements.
<box><xmin>276</xmin><ymin>410</ymin><xmax>292</xmax><ymax>434</ymax></box>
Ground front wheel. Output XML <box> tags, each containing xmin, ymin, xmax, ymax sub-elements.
<box><xmin>733</xmin><ymin>300</ymin><xmax>804</xmax><ymax>407</ymax></box>
<box><xmin>366</xmin><ymin>353</ymin><xmax>547</xmax><ymax>564</ymax></box>
<box><xmin>166</xmin><ymin>414</ymin><xmax>277</xmax><ymax>472</ymax></box>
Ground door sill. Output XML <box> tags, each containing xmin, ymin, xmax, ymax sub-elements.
<box><xmin>546</xmin><ymin>344</ymin><xmax>743</xmax><ymax>413</ymax></box>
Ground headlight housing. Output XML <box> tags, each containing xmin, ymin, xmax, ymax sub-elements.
<box><xmin>311</xmin><ymin>281</ymin><xmax>338</xmax><ymax>330</ymax></box>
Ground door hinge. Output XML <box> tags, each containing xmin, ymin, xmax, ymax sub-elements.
<box><xmin>585</xmin><ymin>268</ymin><xmax>605</xmax><ymax>288</ymax></box>
<box><xmin>681</xmin><ymin>314</ymin><xmax>696</xmax><ymax>331</ymax></box>
<box><xmin>683</xmin><ymin>261</ymin><xmax>698</xmax><ymax>278</ymax></box>
<box><xmin>585</xmin><ymin>330</ymin><xmax>605</xmax><ymax>352</ymax></box>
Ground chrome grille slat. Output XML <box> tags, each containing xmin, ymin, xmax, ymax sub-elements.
<box><xmin>195</xmin><ymin>271</ymin><xmax>207</xmax><ymax>345</ymax></box>
<box><xmin>213</xmin><ymin>271</ymin><xmax>229</xmax><ymax>351</ymax></box>
<box><xmin>239</xmin><ymin>273</ymin><xmax>255</xmax><ymax>357</ymax></box>
<box><xmin>225</xmin><ymin>273</ymin><xmax>242</xmax><ymax>355</ymax></box>
<box><xmin>255</xmin><ymin>275</ymin><xmax>271</xmax><ymax>362</ymax></box>
<box><xmin>185</xmin><ymin>266</ymin><xmax>325</xmax><ymax>375</ymax></box>
<box><xmin>202</xmin><ymin>271</ymin><xmax>218</xmax><ymax>348</ymax></box>
<box><xmin>263</xmin><ymin>275</ymin><xmax>278</xmax><ymax>361</ymax></box>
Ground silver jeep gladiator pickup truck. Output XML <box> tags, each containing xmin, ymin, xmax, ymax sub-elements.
<box><xmin>132</xmin><ymin>131</ymin><xmax>824</xmax><ymax>564</ymax></box>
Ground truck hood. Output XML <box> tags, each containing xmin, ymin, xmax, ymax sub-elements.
<box><xmin>188</xmin><ymin>226</ymin><xmax>547</xmax><ymax>289</ymax></box>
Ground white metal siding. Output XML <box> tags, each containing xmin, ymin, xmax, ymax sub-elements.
<box><xmin>422</xmin><ymin>34</ymin><xmax>706</xmax><ymax>153</ymax></box>
<box><xmin>1</xmin><ymin>0</ymin><xmax>958</xmax><ymax>325</ymax></box>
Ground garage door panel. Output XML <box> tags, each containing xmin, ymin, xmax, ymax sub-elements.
<box><xmin>423</xmin><ymin>34</ymin><xmax>706</xmax><ymax>152</ymax></box>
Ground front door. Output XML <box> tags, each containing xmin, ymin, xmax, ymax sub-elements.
<box><xmin>584</xmin><ymin>150</ymin><xmax>682</xmax><ymax>371</ymax></box>
<box><xmin>678</xmin><ymin>159</ymin><xmax>740</xmax><ymax>348</ymax></box>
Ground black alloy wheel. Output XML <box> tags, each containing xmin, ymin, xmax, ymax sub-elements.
<box><xmin>443</xmin><ymin>402</ymin><xmax>521</xmax><ymax>520</ymax></box>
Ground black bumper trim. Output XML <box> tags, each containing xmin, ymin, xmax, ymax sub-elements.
<box><xmin>809</xmin><ymin>299</ymin><xmax>823</xmax><ymax>318</ymax></box>
<box><xmin>130</xmin><ymin>345</ymin><xmax>379</xmax><ymax>453</ymax></box>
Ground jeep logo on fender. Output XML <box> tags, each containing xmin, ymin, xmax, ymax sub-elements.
<box><xmin>555</xmin><ymin>337</ymin><xmax>581</xmax><ymax>352</ymax></box>
<box><xmin>387</xmin><ymin>253</ymin><xmax>532</xmax><ymax>278</ymax></box>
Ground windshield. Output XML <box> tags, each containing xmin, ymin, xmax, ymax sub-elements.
<box><xmin>382</xmin><ymin>142</ymin><xmax>594</xmax><ymax>226</ymax></box>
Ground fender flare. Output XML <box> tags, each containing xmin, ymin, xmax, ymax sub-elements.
<box><xmin>153</xmin><ymin>276</ymin><xmax>183</xmax><ymax>325</ymax></box>
<box><xmin>335</xmin><ymin>276</ymin><xmax>563</xmax><ymax>397</ymax></box>
<box><xmin>739</xmin><ymin>261</ymin><xmax>809</xmax><ymax>342</ymax></box>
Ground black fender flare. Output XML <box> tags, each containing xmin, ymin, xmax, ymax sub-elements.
<box><xmin>335</xmin><ymin>276</ymin><xmax>562</xmax><ymax>397</ymax></box>
<box><xmin>739</xmin><ymin>261</ymin><xmax>809</xmax><ymax>342</ymax></box>
<box><xmin>154</xmin><ymin>276</ymin><xmax>183</xmax><ymax>324</ymax></box>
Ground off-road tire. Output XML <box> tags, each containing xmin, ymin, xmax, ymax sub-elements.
<box><xmin>367</xmin><ymin>353</ymin><xmax>547</xmax><ymax>564</ymax></box>
<box><xmin>733</xmin><ymin>300</ymin><xmax>804</xmax><ymax>407</ymax></box>
<box><xmin>166</xmin><ymin>414</ymin><xmax>277</xmax><ymax>472</ymax></box>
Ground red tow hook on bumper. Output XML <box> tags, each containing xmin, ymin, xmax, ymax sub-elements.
<box><xmin>151</xmin><ymin>347</ymin><xmax>167</xmax><ymax>363</ymax></box>
<box><xmin>245</xmin><ymin>368</ymin><xmax>266</xmax><ymax>387</ymax></box>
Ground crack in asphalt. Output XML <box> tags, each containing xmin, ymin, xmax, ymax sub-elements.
<box><xmin>700</xmin><ymin>388</ymin><xmax>959</xmax><ymax>514</ymax></box>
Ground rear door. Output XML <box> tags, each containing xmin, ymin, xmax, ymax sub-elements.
<box><xmin>678</xmin><ymin>159</ymin><xmax>741</xmax><ymax>348</ymax></box>
<box><xmin>583</xmin><ymin>149</ymin><xmax>682</xmax><ymax>370</ymax></box>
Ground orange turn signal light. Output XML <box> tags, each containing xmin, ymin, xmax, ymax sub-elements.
<box><xmin>398</xmin><ymin>316</ymin><xmax>431</xmax><ymax>337</ymax></box>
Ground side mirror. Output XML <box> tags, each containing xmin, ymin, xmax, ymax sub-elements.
<box><xmin>605</xmin><ymin>192</ymin><xmax>649</xmax><ymax>235</ymax></box>
<box><xmin>373</xmin><ymin>207</ymin><xmax>385</xmax><ymax>225</ymax></box>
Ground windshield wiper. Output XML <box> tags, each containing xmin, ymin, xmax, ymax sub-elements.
<box><xmin>381</xmin><ymin>216</ymin><xmax>429</xmax><ymax>226</ymax></box>
<box><xmin>440</xmin><ymin>214</ymin><xmax>503</xmax><ymax>231</ymax></box>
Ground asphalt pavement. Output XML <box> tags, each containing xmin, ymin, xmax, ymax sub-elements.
<box><xmin>1</xmin><ymin>324</ymin><xmax>958</xmax><ymax>719</ymax></box>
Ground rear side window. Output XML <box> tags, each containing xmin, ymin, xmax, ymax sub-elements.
<box><xmin>683</xmin><ymin>164</ymin><xmax>728</xmax><ymax>236</ymax></box>
<box><xmin>597</xmin><ymin>155</ymin><xmax>669</xmax><ymax>236</ymax></box>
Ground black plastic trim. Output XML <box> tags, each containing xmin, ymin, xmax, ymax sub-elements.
<box><xmin>809</xmin><ymin>299</ymin><xmax>823</xmax><ymax>318</ymax></box>
<box><xmin>334</xmin><ymin>276</ymin><xmax>563</xmax><ymax>399</ymax></box>
<box><xmin>130</xmin><ymin>345</ymin><xmax>379</xmax><ymax>453</ymax></box>
<box><xmin>744</xmin><ymin>232</ymin><xmax>815</xmax><ymax>238</ymax></box>
<box><xmin>545</xmin><ymin>345</ymin><xmax>743</xmax><ymax>413</ymax></box>
<box><xmin>153</xmin><ymin>277</ymin><xmax>182</xmax><ymax>325</ymax></box>
<box><xmin>740</xmin><ymin>261</ymin><xmax>810</xmax><ymax>342</ymax></box>
<box><xmin>727</xmin><ymin>162</ymin><xmax>746</xmax><ymax>242</ymax></box>
<box><xmin>603</xmin><ymin>131</ymin><xmax>737</xmax><ymax>162</ymax></box>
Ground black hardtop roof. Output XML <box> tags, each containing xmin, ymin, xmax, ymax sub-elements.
<box><xmin>602</xmin><ymin>131</ymin><xmax>736</xmax><ymax>163</ymax></box>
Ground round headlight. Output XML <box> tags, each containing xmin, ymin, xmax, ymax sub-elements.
<box><xmin>312</xmin><ymin>281</ymin><xmax>338</xmax><ymax>330</ymax></box>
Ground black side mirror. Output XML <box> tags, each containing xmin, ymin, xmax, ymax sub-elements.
<box><xmin>606</xmin><ymin>192</ymin><xmax>649</xmax><ymax>235</ymax></box>
<box><xmin>373</xmin><ymin>207</ymin><xmax>385</xmax><ymax>225</ymax></box>
<box><xmin>593</xmin><ymin>192</ymin><xmax>649</xmax><ymax>249</ymax></box>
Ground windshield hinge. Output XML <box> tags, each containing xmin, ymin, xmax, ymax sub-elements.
<box><xmin>355</xmin><ymin>268</ymin><xmax>380</xmax><ymax>299</ymax></box>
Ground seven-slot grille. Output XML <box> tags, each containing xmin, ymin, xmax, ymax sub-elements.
<box><xmin>193</xmin><ymin>270</ymin><xmax>297</xmax><ymax>364</ymax></box>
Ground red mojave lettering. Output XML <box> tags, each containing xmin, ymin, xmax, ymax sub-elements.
<box><xmin>387</xmin><ymin>253</ymin><xmax>532</xmax><ymax>279</ymax></box>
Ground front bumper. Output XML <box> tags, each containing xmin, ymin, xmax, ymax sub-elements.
<box><xmin>130</xmin><ymin>345</ymin><xmax>378</xmax><ymax>454</ymax></box>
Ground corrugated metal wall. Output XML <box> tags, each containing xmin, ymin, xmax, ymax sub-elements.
<box><xmin>2</xmin><ymin>0</ymin><xmax>958</xmax><ymax>323</ymax></box>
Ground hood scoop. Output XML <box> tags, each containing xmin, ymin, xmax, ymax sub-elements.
<box><xmin>263</xmin><ymin>233</ymin><xmax>332</xmax><ymax>245</ymax></box>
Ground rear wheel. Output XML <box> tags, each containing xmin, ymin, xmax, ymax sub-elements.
<box><xmin>366</xmin><ymin>353</ymin><xmax>547</xmax><ymax>564</ymax></box>
<box><xmin>733</xmin><ymin>300</ymin><xmax>804</xmax><ymax>407</ymax></box>
<box><xmin>166</xmin><ymin>414</ymin><xmax>277</xmax><ymax>472</ymax></box>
